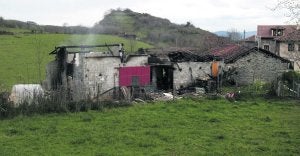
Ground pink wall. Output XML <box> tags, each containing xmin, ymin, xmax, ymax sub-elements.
<box><xmin>119</xmin><ymin>66</ymin><xmax>150</xmax><ymax>86</ymax></box>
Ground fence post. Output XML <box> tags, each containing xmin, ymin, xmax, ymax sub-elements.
<box><xmin>293</xmin><ymin>80</ymin><xmax>295</xmax><ymax>97</ymax></box>
<box><xmin>297</xmin><ymin>83</ymin><xmax>300</xmax><ymax>98</ymax></box>
<box><xmin>277</xmin><ymin>80</ymin><xmax>281</xmax><ymax>97</ymax></box>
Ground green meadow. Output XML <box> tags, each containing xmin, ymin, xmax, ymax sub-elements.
<box><xmin>0</xmin><ymin>97</ymin><xmax>299</xmax><ymax>155</ymax></box>
<box><xmin>0</xmin><ymin>34</ymin><xmax>152</xmax><ymax>89</ymax></box>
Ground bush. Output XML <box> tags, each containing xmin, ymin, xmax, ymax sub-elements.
<box><xmin>0</xmin><ymin>91</ymin><xmax>132</xmax><ymax>119</ymax></box>
<box><xmin>0</xmin><ymin>92</ymin><xmax>16</xmax><ymax>119</ymax></box>
<box><xmin>281</xmin><ymin>71</ymin><xmax>300</xmax><ymax>88</ymax></box>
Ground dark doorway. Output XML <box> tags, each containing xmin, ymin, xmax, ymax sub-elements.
<box><xmin>151</xmin><ymin>65</ymin><xmax>173</xmax><ymax>91</ymax></box>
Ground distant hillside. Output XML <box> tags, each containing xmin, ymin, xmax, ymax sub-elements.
<box><xmin>1</xmin><ymin>9</ymin><xmax>229</xmax><ymax>50</ymax></box>
<box><xmin>0</xmin><ymin>17</ymin><xmax>89</xmax><ymax>34</ymax></box>
<box><xmin>214</xmin><ymin>31</ymin><xmax>256</xmax><ymax>39</ymax></box>
<box><xmin>92</xmin><ymin>9</ymin><xmax>228</xmax><ymax>50</ymax></box>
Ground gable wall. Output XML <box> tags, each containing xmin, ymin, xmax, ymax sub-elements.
<box><xmin>279</xmin><ymin>42</ymin><xmax>300</xmax><ymax>71</ymax></box>
<box><xmin>228</xmin><ymin>51</ymin><xmax>289</xmax><ymax>85</ymax></box>
<box><xmin>260</xmin><ymin>39</ymin><xmax>277</xmax><ymax>53</ymax></box>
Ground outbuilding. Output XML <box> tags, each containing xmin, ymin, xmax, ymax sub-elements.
<box><xmin>210</xmin><ymin>44</ymin><xmax>291</xmax><ymax>85</ymax></box>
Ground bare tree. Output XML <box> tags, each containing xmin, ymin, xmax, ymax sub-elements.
<box><xmin>227</xmin><ymin>28</ymin><xmax>242</xmax><ymax>42</ymax></box>
<box><xmin>271</xmin><ymin>0</ymin><xmax>300</xmax><ymax>24</ymax></box>
<box><xmin>128</xmin><ymin>37</ymin><xmax>137</xmax><ymax>53</ymax></box>
<box><xmin>33</xmin><ymin>35</ymin><xmax>43</xmax><ymax>83</ymax></box>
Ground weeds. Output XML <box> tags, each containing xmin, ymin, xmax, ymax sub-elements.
<box><xmin>5</xmin><ymin>127</ymin><xmax>22</xmax><ymax>136</ymax></box>
<box><xmin>262</xmin><ymin>116</ymin><xmax>272</xmax><ymax>122</ymax></box>
<box><xmin>208</xmin><ymin>118</ymin><xmax>220</xmax><ymax>123</ymax></box>
<box><xmin>0</xmin><ymin>90</ymin><xmax>132</xmax><ymax>119</ymax></box>
<box><xmin>80</xmin><ymin>114</ymin><xmax>94</xmax><ymax>122</ymax></box>
<box><xmin>215</xmin><ymin>134</ymin><xmax>225</xmax><ymax>140</ymax></box>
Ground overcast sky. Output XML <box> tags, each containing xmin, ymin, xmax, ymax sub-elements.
<box><xmin>0</xmin><ymin>0</ymin><xmax>290</xmax><ymax>32</ymax></box>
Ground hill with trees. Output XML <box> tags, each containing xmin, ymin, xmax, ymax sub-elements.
<box><xmin>92</xmin><ymin>9</ymin><xmax>228</xmax><ymax>50</ymax></box>
<box><xmin>1</xmin><ymin>9</ymin><xmax>229</xmax><ymax>50</ymax></box>
<box><xmin>0</xmin><ymin>17</ymin><xmax>89</xmax><ymax>34</ymax></box>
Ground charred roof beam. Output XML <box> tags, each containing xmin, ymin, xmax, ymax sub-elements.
<box><xmin>49</xmin><ymin>43</ymin><xmax>123</xmax><ymax>55</ymax></box>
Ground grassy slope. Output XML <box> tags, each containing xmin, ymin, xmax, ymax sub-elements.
<box><xmin>0</xmin><ymin>34</ymin><xmax>152</xmax><ymax>89</ymax></box>
<box><xmin>0</xmin><ymin>97</ymin><xmax>299</xmax><ymax>155</ymax></box>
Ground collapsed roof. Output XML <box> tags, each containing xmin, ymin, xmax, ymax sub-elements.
<box><xmin>144</xmin><ymin>47</ymin><xmax>220</xmax><ymax>62</ymax></box>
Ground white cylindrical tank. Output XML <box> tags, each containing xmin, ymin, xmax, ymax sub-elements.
<box><xmin>10</xmin><ymin>84</ymin><xmax>44</xmax><ymax>106</ymax></box>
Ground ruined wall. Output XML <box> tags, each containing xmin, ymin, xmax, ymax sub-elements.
<box><xmin>228</xmin><ymin>51</ymin><xmax>289</xmax><ymax>85</ymax></box>
<box><xmin>84</xmin><ymin>56</ymin><xmax>120</xmax><ymax>100</ymax></box>
<box><xmin>45</xmin><ymin>60</ymin><xmax>58</xmax><ymax>90</ymax></box>
<box><xmin>125</xmin><ymin>55</ymin><xmax>148</xmax><ymax>66</ymax></box>
<box><xmin>70</xmin><ymin>54</ymin><xmax>149</xmax><ymax>100</ymax></box>
<box><xmin>67</xmin><ymin>53</ymin><xmax>87</xmax><ymax>101</ymax></box>
<box><xmin>173</xmin><ymin>62</ymin><xmax>212</xmax><ymax>89</ymax></box>
<box><xmin>44</xmin><ymin>49</ymin><xmax>150</xmax><ymax>101</ymax></box>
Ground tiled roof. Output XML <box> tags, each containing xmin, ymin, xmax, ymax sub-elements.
<box><xmin>209</xmin><ymin>44</ymin><xmax>290</xmax><ymax>63</ymax></box>
<box><xmin>275</xmin><ymin>29</ymin><xmax>300</xmax><ymax>41</ymax></box>
<box><xmin>257</xmin><ymin>25</ymin><xmax>297</xmax><ymax>38</ymax></box>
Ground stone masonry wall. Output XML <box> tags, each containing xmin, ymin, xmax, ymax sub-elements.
<box><xmin>279</xmin><ymin>42</ymin><xmax>300</xmax><ymax>71</ymax></box>
<box><xmin>173</xmin><ymin>62</ymin><xmax>212</xmax><ymax>89</ymax></box>
<box><xmin>84</xmin><ymin>57</ymin><xmax>120</xmax><ymax>99</ymax></box>
<box><xmin>73</xmin><ymin>55</ymin><xmax>148</xmax><ymax>100</ymax></box>
<box><xmin>229</xmin><ymin>50</ymin><xmax>289</xmax><ymax>85</ymax></box>
<box><xmin>260</xmin><ymin>39</ymin><xmax>277</xmax><ymax>53</ymax></box>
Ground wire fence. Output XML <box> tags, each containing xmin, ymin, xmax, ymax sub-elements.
<box><xmin>276</xmin><ymin>81</ymin><xmax>300</xmax><ymax>98</ymax></box>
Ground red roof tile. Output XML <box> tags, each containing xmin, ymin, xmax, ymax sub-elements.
<box><xmin>257</xmin><ymin>25</ymin><xmax>297</xmax><ymax>38</ymax></box>
<box><xmin>208</xmin><ymin>44</ymin><xmax>290</xmax><ymax>63</ymax></box>
<box><xmin>211</xmin><ymin>44</ymin><xmax>240</xmax><ymax>57</ymax></box>
<box><xmin>275</xmin><ymin>29</ymin><xmax>300</xmax><ymax>41</ymax></box>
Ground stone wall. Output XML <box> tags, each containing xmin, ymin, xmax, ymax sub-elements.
<box><xmin>84</xmin><ymin>56</ymin><xmax>120</xmax><ymax>99</ymax></box>
<box><xmin>228</xmin><ymin>50</ymin><xmax>289</xmax><ymax>85</ymax></box>
<box><xmin>45</xmin><ymin>60</ymin><xmax>58</xmax><ymax>90</ymax></box>
<box><xmin>279</xmin><ymin>42</ymin><xmax>300</xmax><ymax>71</ymax></box>
<box><xmin>173</xmin><ymin>62</ymin><xmax>213</xmax><ymax>89</ymax></box>
<box><xmin>125</xmin><ymin>55</ymin><xmax>148</xmax><ymax>66</ymax></box>
<box><xmin>69</xmin><ymin>54</ymin><xmax>148</xmax><ymax>100</ymax></box>
<box><xmin>260</xmin><ymin>39</ymin><xmax>277</xmax><ymax>53</ymax></box>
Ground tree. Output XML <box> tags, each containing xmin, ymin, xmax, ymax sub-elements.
<box><xmin>128</xmin><ymin>37</ymin><xmax>137</xmax><ymax>53</ymax></box>
<box><xmin>271</xmin><ymin>0</ymin><xmax>300</xmax><ymax>24</ymax></box>
<box><xmin>227</xmin><ymin>28</ymin><xmax>242</xmax><ymax>42</ymax></box>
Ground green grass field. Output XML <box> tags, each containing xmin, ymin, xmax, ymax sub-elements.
<box><xmin>0</xmin><ymin>34</ymin><xmax>152</xmax><ymax>89</ymax></box>
<box><xmin>0</xmin><ymin>97</ymin><xmax>299</xmax><ymax>155</ymax></box>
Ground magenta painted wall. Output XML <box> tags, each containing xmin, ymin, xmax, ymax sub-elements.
<box><xmin>119</xmin><ymin>66</ymin><xmax>151</xmax><ymax>86</ymax></box>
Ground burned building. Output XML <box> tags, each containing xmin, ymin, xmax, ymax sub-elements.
<box><xmin>44</xmin><ymin>45</ymin><xmax>222</xmax><ymax>101</ymax></box>
<box><xmin>147</xmin><ymin>48</ymin><xmax>223</xmax><ymax>92</ymax></box>
<box><xmin>210</xmin><ymin>44</ymin><xmax>291</xmax><ymax>85</ymax></box>
<box><xmin>45</xmin><ymin>44</ymin><xmax>148</xmax><ymax>101</ymax></box>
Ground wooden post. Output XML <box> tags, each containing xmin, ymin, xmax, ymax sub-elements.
<box><xmin>277</xmin><ymin>80</ymin><xmax>281</xmax><ymax>97</ymax></box>
<box><xmin>297</xmin><ymin>83</ymin><xmax>300</xmax><ymax>98</ymax></box>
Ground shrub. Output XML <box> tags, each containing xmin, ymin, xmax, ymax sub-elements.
<box><xmin>281</xmin><ymin>71</ymin><xmax>300</xmax><ymax>88</ymax></box>
<box><xmin>0</xmin><ymin>90</ymin><xmax>132</xmax><ymax>119</ymax></box>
